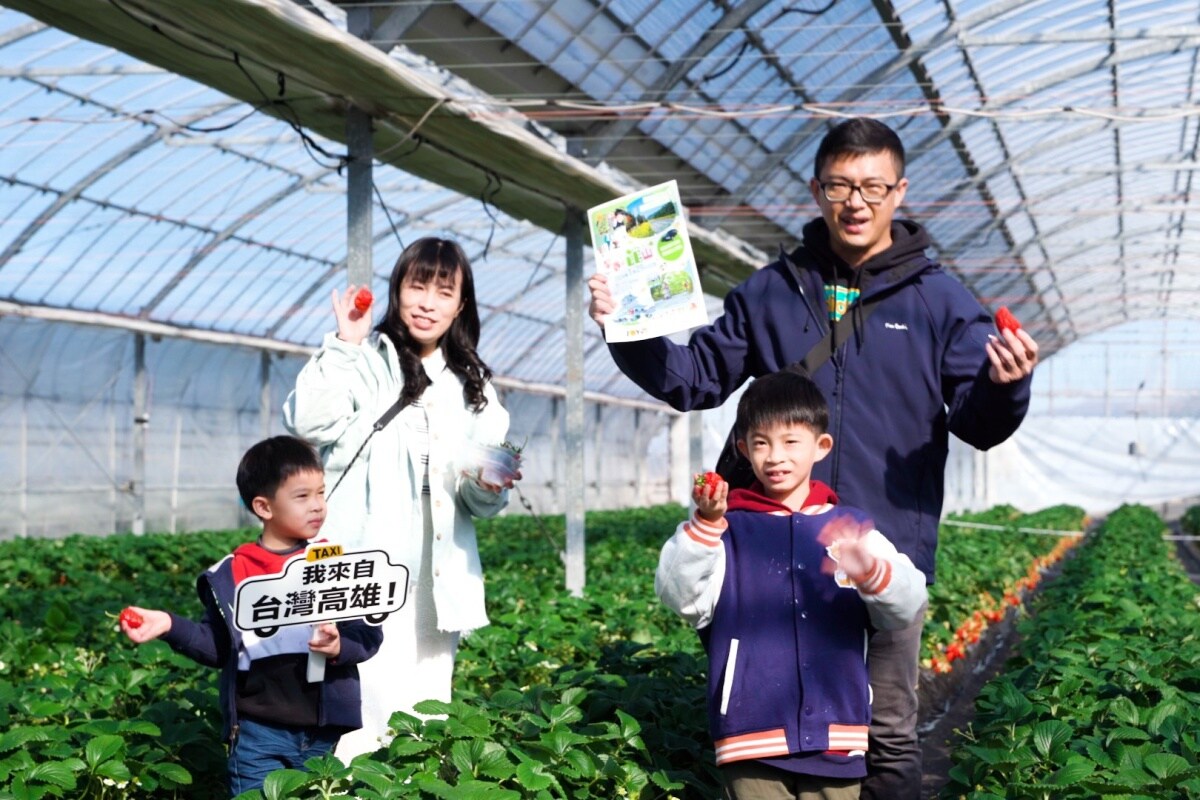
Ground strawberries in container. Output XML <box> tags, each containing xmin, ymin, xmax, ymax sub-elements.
<box><xmin>474</xmin><ymin>441</ymin><xmax>523</xmax><ymax>486</ymax></box>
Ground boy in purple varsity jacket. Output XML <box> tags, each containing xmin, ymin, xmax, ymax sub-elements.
<box><xmin>656</xmin><ymin>370</ymin><xmax>926</xmax><ymax>799</ymax></box>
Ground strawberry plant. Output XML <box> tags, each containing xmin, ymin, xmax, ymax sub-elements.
<box><xmin>0</xmin><ymin>502</ymin><xmax>1098</xmax><ymax>798</ymax></box>
<box><xmin>922</xmin><ymin>504</ymin><xmax>1085</xmax><ymax>669</ymax></box>
<box><xmin>1181</xmin><ymin>503</ymin><xmax>1200</xmax><ymax>536</ymax></box>
<box><xmin>944</xmin><ymin>505</ymin><xmax>1200</xmax><ymax>798</ymax></box>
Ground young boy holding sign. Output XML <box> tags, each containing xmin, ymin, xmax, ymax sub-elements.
<box><xmin>121</xmin><ymin>436</ymin><xmax>383</xmax><ymax>796</ymax></box>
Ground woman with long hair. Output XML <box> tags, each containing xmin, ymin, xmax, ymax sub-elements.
<box><xmin>284</xmin><ymin>237</ymin><xmax>517</xmax><ymax>760</ymax></box>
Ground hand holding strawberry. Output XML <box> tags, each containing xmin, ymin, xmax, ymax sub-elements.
<box><xmin>353</xmin><ymin>287</ymin><xmax>373</xmax><ymax>314</ymax></box>
<box><xmin>332</xmin><ymin>284</ymin><xmax>375</xmax><ymax>345</ymax></box>
<box><xmin>115</xmin><ymin>605</ymin><xmax>172</xmax><ymax>644</ymax></box>
<box><xmin>692</xmin><ymin>470</ymin><xmax>728</xmax><ymax>523</ymax></box>
<box><xmin>994</xmin><ymin>306</ymin><xmax>1021</xmax><ymax>333</ymax></box>
<box><xmin>986</xmin><ymin>304</ymin><xmax>1039</xmax><ymax>385</ymax></box>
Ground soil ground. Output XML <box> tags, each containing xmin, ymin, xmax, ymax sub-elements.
<box><xmin>916</xmin><ymin>595</ymin><xmax>1024</xmax><ymax>799</ymax></box>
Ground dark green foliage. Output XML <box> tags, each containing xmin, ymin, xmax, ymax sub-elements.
<box><xmin>944</xmin><ymin>505</ymin><xmax>1200</xmax><ymax>799</ymax></box>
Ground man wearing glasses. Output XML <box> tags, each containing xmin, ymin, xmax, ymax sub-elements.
<box><xmin>588</xmin><ymin>117</ymin><xmax>1038</xmax><ymax>798</ymax></box>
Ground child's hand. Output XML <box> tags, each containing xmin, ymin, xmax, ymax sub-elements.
<box><xmin>332</xmin><ymin>284</ymin><xmax>375</xmax><ymax>346</ymax></box>
<box><xmin>817</xmin><ymin>515</ymin><xmax>877</xmax><ymax>585</ymax></box>
<box><xmin>119</xmin><ymin>607</ymin><xmax>172</xmax><ymax>644</ymax></box>
<box><xmin>692</xmin><ymin>471</ymin><xmax>728</xmax><ymax>523</ymax></box>
<box><xmin>308</xmin><ymin>623</ymin><xmax>342</xmax><ymax>659</ymax></box>
<box><xmin>462</xmin><ymin>467</ymin><xmax>522</xmax><ymax>493</ymax></box>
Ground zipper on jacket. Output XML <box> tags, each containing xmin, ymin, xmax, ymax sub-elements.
<box><xmin>779</xmin><ymin>247</ymin><xmax>826</xmax><ymax>336</ymax></box>
<box><xmin>830</xmin><ymin>346</ymin><xmax>847</xmax><ymax>489</ymax></box>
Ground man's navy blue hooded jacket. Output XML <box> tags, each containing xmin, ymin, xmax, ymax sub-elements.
<box><xmin>610</xmin><ymin>219</ymin><xmax>1031</xmax><ymax>581</ymax></box>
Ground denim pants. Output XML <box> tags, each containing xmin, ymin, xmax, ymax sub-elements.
<box><xmin>861</xmin><ymin>603</ymin><xmax>927</xmax><ymax>800</ymax></box>
<box><xmin>227</xmin><ymin>717</ymin><xmax>339</xmax><ymax>797</ymax></box>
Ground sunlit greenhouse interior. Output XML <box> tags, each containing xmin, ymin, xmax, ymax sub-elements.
<box><xmin>6</xmin><ymin>3</ymin><xmax>1200</xmax><ymax>799</ymax></box>
<box><xmin>3</xmin><ymin>1</ymin><xmax>1197</xmax><ymax>541</ymax></box>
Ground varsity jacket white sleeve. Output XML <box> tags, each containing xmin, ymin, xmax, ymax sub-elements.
<box><xmin>655</xmin><ymin>512</ymin><xmax>729</xmax><ymax>630</ymax></box>
<box><xmin>850</xmin><ymin>529</ymin><xmax>928</xmax><ymax>630</ymax></box>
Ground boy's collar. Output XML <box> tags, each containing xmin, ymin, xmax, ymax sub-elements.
<box><xmin>727</xmin><ymin>480</ymin><xmax>838</xmax><ymax>514</ymax></box>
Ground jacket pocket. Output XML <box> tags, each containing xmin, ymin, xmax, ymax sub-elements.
<box><xmin>719</xmin><ymin>638</ymin><xmax>739</xmax><ymax>716</ymax></box>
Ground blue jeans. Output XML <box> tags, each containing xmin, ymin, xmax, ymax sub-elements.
<box><xmin>227</xmin><ymin>717</ymin><xmax>340</xmax><ymax>797</ymax></box>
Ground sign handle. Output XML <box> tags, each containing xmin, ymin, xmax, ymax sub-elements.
<box><xmin>307</xmin><ymin>624</ymin><xmax>327</xmax><ymax>683</ymax></box>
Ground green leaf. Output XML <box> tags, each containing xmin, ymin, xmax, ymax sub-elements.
<box><xmin>515</xmin><ymin>762</ymin><xmax>554</xmax><ymax>791</ymax></box>
<box><xmin>95</xmin><ymin>760</ymin><xmax>131</xmax><ymax>782</ymax></box>
<box><xmin>561</xmin><ymin>748</ymin><xmax>595</xmax><ymax>780</ymax></box>
<box><xmin>1033</xmin><ymin>720</ymin><xmax>1073</xmax><ymax>758</ymax></box>
<box><xmin>412</xmin><ymin>699</ymin><xmax>453</xmax><ymax>717</ymax></box>
<box><xmin>1107</xmin><ymin>696</ymin><xmax>1141</xmax><ymax>727</ymax></box>
<box><xmin>1106</xmin><ymin>727</ymin><xmax>1151</xmax><ymax>746</ymax></box>
<box><xmin>451</xmin><ymin>739</ymin><xmax>487</xmax><ymax>777</ymax></box>
<box><xmin>540</xmin><ymin>728</ymin><xmax>589</xmax><ymax>757</ymax></box>
<box><xmin>476</xmin><ymin>747</ymin><xmax>515</xmax><ymax>781</ymax></box>
<box><xmin>262</xmin><ymin>768</ymin><xmax>311</xmax><ymax>800</ymax></box>
<box><xmin>0</xmin><ymin>727</ymin><xmax>54</xmax><ymax>754</ymax></box>
<box><xmin>1144</xmin><ymin>753</ymin><xmax>1191</xmax><ymax>780</ymax></box>
<box><xmin>1049</xmin><ymin>755</ymin><xmax>1095</xmax><ymax>786</ymax></box>
<box><xmin>151</xmin><ymin>761</ymin><xmax>193</xmax><ymax>784</ymax></box>
<box><xmin>545</xmin><ymin>703</ymin><xmax>583</xmax><ymax>728</ymax></box>
<box><xmin>24</xmin><ymin>761</ymin><xmax>78</xmax><ymax>790</ymax></box>
<box><xmin>83</xmin><ymin>735</ymin><xmax>123</xmax><ymax>769</ymax></box>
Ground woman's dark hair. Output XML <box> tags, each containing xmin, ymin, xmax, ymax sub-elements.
<box><xmin>375</xmin><ymin>237</ymin><xmax>492</xmax><ymax>412</ymax></box>
<box><xmin>236</xmin><ymin>435</ymin><xmax>323</xmax><ymax>513</ymax></box>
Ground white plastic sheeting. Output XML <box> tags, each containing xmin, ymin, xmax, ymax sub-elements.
<box><xmin>0</xmin><ymin>315</ymin><xmax>678</xmax><ymax>540</ymax></box>
<box><xmin>944</xmin><ymin>417</ymin><xmax>1200</xmax><ymax>520</ymax></box>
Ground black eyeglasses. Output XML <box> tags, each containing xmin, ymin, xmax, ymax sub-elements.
<box><xmin>818</xmin><ymin>180</ymin><xmax>898</xmax><ymax>204</ymax></box>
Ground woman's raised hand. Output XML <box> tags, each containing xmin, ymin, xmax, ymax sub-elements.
<box><xmin>333</xmin><ymin>284</ymin><xmax>375</xmax><ymax>345</ymax></box>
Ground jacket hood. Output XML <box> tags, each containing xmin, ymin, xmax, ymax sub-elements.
<box><xmin>727</xmin><ymin>479</ymin><xmax>838</xmax><ymax>514</ymax></box>
<box><xmin>800</xmin><ymin>218</ymin><xmax>934</xmax><ymax>295</ymax></box>
<box><xmin>231</xmin><ymin>539</ymin><xmax>308</xmax><ymax>585</ymax></box>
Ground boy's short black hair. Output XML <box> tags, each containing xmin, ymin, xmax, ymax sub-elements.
<box><xmin>735</xmin><ymin>368</ymin><xmax>829</xmax><ymax>441</ymax></box>
<box><xmin>236</xmin><ymin>435</ymin><xmax>323</xmax><ymax>511</ymax></box>
<box><xmin>813</xmin><ymin>117</ymin><xmax>906</xmax><ymax>179</ymax></box>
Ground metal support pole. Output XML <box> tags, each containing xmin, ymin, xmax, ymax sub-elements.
<box><xmin>170</xmin><ymin>413</ymin><xmax>182</xmax><ymax>534</ymax></box>
<box><xmin>132</xmin><ymin>332</ymin><xmax>148</xmax><ymax>535</ymax></box>
<box><xmin>689</xmin><ymin>409</ymin><xmax>704</xmax><ymax>476</ymax></box>
<box><xmin>260</xmin><ymin>351</ymin><xmax>272</xmax><ymax>439</ymax></box>
<box><xmin>345</xmin><ymin>2</ymin><xmax>374</xmax><ymax>293</ymax></box>
<box><xmin>670</xmin><ymin>413</ymin><xmax>690</xmax><ymax>506</ymax></box>
<box><xmin>19</xmin><ymin>398</ymin><xmax>27</xmax><ymax>538</ymax></box>
<box><xmin>564</xmin><ymin>165</ymin><xmax>586</xmax><ymax>596</ymax></box>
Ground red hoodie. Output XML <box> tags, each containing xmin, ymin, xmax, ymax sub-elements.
<box><xmin>726</xmin><ymin>479</ymin><xmax>838</xmax><ymax>514</ymax></box>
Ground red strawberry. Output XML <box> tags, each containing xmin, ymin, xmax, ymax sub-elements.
<box><xmin>353</xmin><ymin>287</ymin><xmax>373</xmax><ymax>313</ymax></box>
<box><xmin>995</xmin><ymin>306</ymin><xmax>1021</xmax><ymax>333</ymax></box>
<box><xmin>694</xmin><ymin>471</ymin><xmax>723</xmax><ymax>498</ymax></box>
<box><xmin>119</xmin><ymin>607</ymin><xmax>143</xmax><ymax>629</ymax></box>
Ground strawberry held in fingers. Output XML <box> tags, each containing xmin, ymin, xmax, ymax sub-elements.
<box><xmin>995</xmin><ymin>306</ymin><xmax>1021</xmax><ymax>333</ymax></box>
<box><xmin>353</xmin><ymin>287</ymin><xmax>373</xmax><ymax>313</ymax></box>
<box><xmin>694</xmin><ymin>471</ymin><xmax>723</xmax><ymax>498</ymax></box>
<box><xmin>119</xmin><ymin>607</ymin><xmax>143</xmax><ymax>629</ymax></box>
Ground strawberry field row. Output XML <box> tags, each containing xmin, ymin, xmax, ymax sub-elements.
<box><xmin>0</xmin><ymin>503</ymin><xmax>1081</xmax><ymax>799</ymax></box>
<box><xmin>943</xmin><ymin>504</ymin><xmax>1200</xmax><ymax>799</ymax></box>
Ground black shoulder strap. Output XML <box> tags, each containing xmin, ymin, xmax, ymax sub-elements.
<box><xmin>795</xmin><ymin>298</ymin><xmax>881</xmax><ymax>376</ymax></box>
<box><xmin>792</xmin><ymin>254</ymin><xmax>928</xmax><ymax>375</ymax></box>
